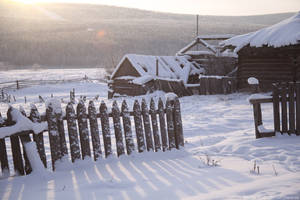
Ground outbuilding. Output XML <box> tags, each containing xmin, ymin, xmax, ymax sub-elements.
<box><xmin>221</xmin><ymin>12</ymin><xmax>300</xmax><ymax>90</ymax></box>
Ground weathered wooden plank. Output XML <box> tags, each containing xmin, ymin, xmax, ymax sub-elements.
<box><xmin>46</xmin><ymin>102</ymin><xmax>62</xmax><ymax>171</ymax></box>
<box><xmin>272</xmin><ymin>84</ymin><xmax>280</xmax><ymax>133</ymax></box>
<box><xmin>66</xmin><ymin>103</ymin><xmax>81</xmax><ymax>163</ymax></box>
<box><xmin>173</xmin><ymin>97</ymin><xmax>184</xmax><ymax>148</ymax></box>
<box><xmin>0</xmin><ymin>114</ymin><xmax>9</xmax><ymax>176</ymax></box>
<box><xmin>7</xmin><ymin>108</ymin><xmax>24</xmax><ymax>175</ymax></box>
<box><xmin>288</xmin><ymin>83</ymin><xmax>295</xmax><ymax>134</ymax></box>
<box><xmin>296</xmin><ymin>82</ymin><xmax>300</xmax><ymax>136</ymax></box>
<box><xmin>253</xmin><ymin>103</ymin><xmax>263</xmax><ymax>138</ymax></box>
<box><xmin>158</xmin><ymin>98</ymin><xmax>168</xmax><ymax>151</ymax></box>
<box><xmin>55</xmin><ymin>105</ymin><xmax>68</xmax><ymax>157</ymax></box>
<box><xmin>141</xmin><ymin>99</ymin><xmax>154</xmax><ymax>151</ymax></box>
<box><xmin>77</xmin><ymin>101</ymin><xmax>91</xmax><ymax>159</ymax></box>
<box><xmin>112</xmin><ymin>101</ymin><xmax>125</xmax><ymax>157</ymax></box>
<box><xmin>30</xmin><ymin>104</ymin><xmax>47</xmax><ymax>168</ymax></box>
<box><xmin>121</xmin><ymin>100</ymin><xmax>135</xmax><ymax>155</ymax></box>
<box><xmin>150</xmin><ymin>98</ymin><xmax>161</xmax><ymax>151</ymax></box>
<box><xmin>100</xmin><ymin>101</ymin><xmax>112</xmax><ymax>157</ymax></box>
<box><xmin>166</xmin><ymin>98</ymin><xmax>176</xmax><ymax>149</ymax></box>
<box><xmin>88</xmin><ymin>100</ymin><xmax>102</xmax><ymax>161</ymax></box>
<box><xmin>199</xmin><ymin>78</ymin><xmax>206</xmax><ymax>95</ymax></box>
<box><xmin>133</xmin><ymin>100</ymin><xmax>146</xmax><ymax>153</ymax></box>
<box><xmin>281</xmin><ymin>84</ymin><xmax>288</xmax><ymax>133</ymax></box>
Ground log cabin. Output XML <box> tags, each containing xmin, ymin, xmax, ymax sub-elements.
<box><xmin>221</xmin><ymin>12</ymin><xmax>300</xmax><ymax>90</ymax></box>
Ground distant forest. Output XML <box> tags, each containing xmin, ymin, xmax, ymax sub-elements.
<box><xmin>0</xmin><ymin>1</ymin><xmax>295</xmax><ymax>69</ymax></box>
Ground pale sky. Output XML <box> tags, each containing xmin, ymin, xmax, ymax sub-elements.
<box><xmin>13</xmin><ymin>0</ymin><xmax>300</xmax><ymax>16</ymax></box>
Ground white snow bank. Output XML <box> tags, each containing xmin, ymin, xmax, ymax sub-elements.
<box><xmin>0</xmin><ymin>108</ymin><xmax>47</xmax><ymax>138</ymax></box>
<box><xmin>221</xmin><ymin>12</ymin><xmax>300</xmax><ymax>52</ymax></box>
<box><xmin>257</xmin><ymin>125</ymin><xmax>273</xmax><ymax>133</ymax></box>
<box><xmin>248</xmin><ymin>77</ymin><xmax>259</xmax><ymax>85</ymax></box>
<box><xmin>23</xmin><ymin>142</ymin><xmax>47</xmax><ymax>174</ymax></box>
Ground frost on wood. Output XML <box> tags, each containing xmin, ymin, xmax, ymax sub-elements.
<box><xmin>150</xmin><ymin>98</ymin><xmax>161</xmax><ymax>151</ymax></box>
<box><xmin>77</xmin><ymin>100</ymin><xmax>91</xmax><ymax>159</ymax></box>
<box><xmin>142</xmin><ymin>99</ymin><xmax>154</xmax><ymax>151</ymax></box>
<box><xmin>158</xmin><ymin>98</ymin><xmax>168</xmax><ymax>151</ymax></box>
<box><xmin>112</xmin><ymin>101</ymin><xmax>125</xmax><ymax>156</ymax></box>
<box><xmin>100</xmin><ymin>101</ymin><xmax>112</xmax><ymax>157</ymax></box>
<box><xmin>166</xmin><ymin>98</ymin><xmax>176</xmax><ymax>149</ymax></box>
<box><xmin>121</xmin><ymin>100</ymin><xmax>135</xmax><ymax>155</ymax></box>
<box><xmin>133</xmin><ymin>100</ymin><xmax>146</xmax><ymax>153</ymax></box>
<box><xmin>0</xmin><ymin>107</ymin><xmax>47</xmax><ymax>138</ymax></box>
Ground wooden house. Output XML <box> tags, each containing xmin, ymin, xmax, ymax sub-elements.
<box><xmin>108</xmin><ymin>54</ymin><xmax>204</xmax><ymax>98</ymax></box>
<box><xmin>221</xmin><ymin>12</ymin><xmax>300</xmax><ymax>90</ymax></box>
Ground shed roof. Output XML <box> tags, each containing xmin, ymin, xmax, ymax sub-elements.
<box><xmin>221</xmin><ymin>12</ymin><xmax>300</xmax><ymax>52</ymax></box>
<box><xmin>111</xmin><ymin>54</ymin><xmax>204</xmax><ymax>85</ymax></box>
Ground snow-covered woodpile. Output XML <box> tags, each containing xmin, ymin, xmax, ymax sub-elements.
<box><xmin>109</xmin><ymin>54</ymin><xmax>204</xmax><ymax>98</ymax></box>
<box><xmin>221</xmin><ymin>12</ymin><xmax>300</xmax><ymax>90</ymax></box>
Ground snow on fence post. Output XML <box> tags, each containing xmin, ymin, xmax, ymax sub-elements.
<box><xmin>141</xmin><ymin>99</ymin><xmax>154</xmax><ymax>151</ymax></box>
<box><xmin>77</xmin><ymin>100</ymin><xmax>91</xmax><ymax>159</ymax></box>
<box><xmin>121</xmin><ymin>100</ymin><xmax>135</xmax><ymax>155</ymax></box>
<box><xmin>281</xmin><ymin>83</ymin><xmax>288</xmax><ymax>133</ymax></box>
<box><xmin>296</xmin><ymin>82</ymin><xmax>300</xmax><ymax>136</ymax></box>
<box><xmin>174</xmin><ymin>97</ymin><xmax>184</xmax><ymax>148</ymax></box>
<box><xmin>133</xmin><ymin>100</ymin><xmax>146</xmax><ymax>153</ymax></box>
<box><xmin>30</xmin><ymin>104</ymin><xmax>47</xmax><ymax>168</ymax></box>
<box><xmin>46</xmin><ymin>102</ymin><xmax>62</xmax><ymax>171</ymax></box>
<box><xmin>7</xmin><ymin>108</ymin><xmax>25</xmax><ymax>175</ymax></box>
<box><xmin>100</xmin><ymin>101</ymin><xmax>112</xmax><ymax>157</ymax></box>
<box><xmin>66</xmin><ymin>102</ymin><xmax>81</xmax><ymax>162</ymax></box>
<box><xmin>158</xmin><ymin>98</ymin><xmax>168</xmax><ymax>151</ymax></box>
<box><xmin>166</xmin><ymin>98</ymin><xmax>176</xmax><ymax>149</ymax></box>
<box><xmin>0</xmin><ymin>113</ymin><xmax>10</xmax><ymax>176</ymax></box>
<box><xmin>88</xmin><ymin>100</ymin><xmax>102</xmax><ymax>161</ymax></box>
<box><xmin>272</xmin><ymin>84</ymin><xmax>280</xmax><ymax>133</ymax></box>
<box><xmin>112</xmin><ymin>101</ymin><xmax>125</xmax><ymax>157</ymax></box>
<box><xmin>288</xmin><ymin>83</ymin><xmax>295</xmax><ymax>134</ymax></box>
<box><xmin>150</xmin><ymin>98</ymin><xmax>161</xmax><ymax>151</ymax></box>
<box><xmin>17</xmin><ymin>108</ymin><xmax>32</xmax><ymax>175</ymax></box>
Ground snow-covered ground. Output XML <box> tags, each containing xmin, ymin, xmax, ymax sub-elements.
<box><xmin>0</xmin><ymin>69</ymin><xmax>300</xmax><ymax>200</ymax></box>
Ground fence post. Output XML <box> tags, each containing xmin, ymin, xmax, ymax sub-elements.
<box><xmin>166</xmin><ymin>98</ymin><xmax>176</xmax><ymax>149</ymax></box>
<box><xmin>273</xmin><ymin>84</ymin><xmax>280</xmax><ymax>133</ymax></box>
<box><xmin>173</xmin><ymin>97</ymin><xmax>184</xmax><ymax>148</ymax></box>
<box><xmin>112</xmin><ymin>101</ymin><xmax>125</xmax><ymax>156</ymax></box>
<box><xmin>0</xmin><ymin>113</ymin><xmax>9</xmax><ymax>176</ymax></box>
<box><xmin>77</xmin><ymin>100</ymin><xmax>91</xmax><ymax>159</ymax></box>
<box><xmin>121</xmin><ymin>100</ymin><xmax>135</xmax><ymax>155</ymax></box>
<box><xmin>88</xmin><ymin>100</ymin><xmax>102</xmax><ymax>161</ymax></box>
<box><xmin>150</xmin><ymin>98</ymin><xmax>161</xmax><ymax>151</ymax></box>
<box><xmin>133</xmin><ymin>100</ymin><xmax>146</xmax><ymax>153</ymax></box>
<box><xmin>296</xmin><ymin>82</ymin><xmax>300</xmax><ymax>136</ymax></box>
<box><xmin>66</xmin><ymin>103</ymin><xmax>81</xmax><ymax>162</ymax></box>
<box><xmin>141</xmin><ymin>99</ymin><xmax>154</xmax><ymax>151</ymax></box>
<box><xmin>56</xmin><ymin>104</ymin><xmax>68</xmax><ymax>157</ymax></box>
<box><xmin>288</xmin><ymin>83</ymin><xmax>295</xmax><ymax>134</ymax></box>
<box><xmin>281</xmin><ymin>83</ymin><xmax>288</xmax><ymax>133</ymax></box>
<box><xmin>46</xmin><ymin>102</ymin><xmax>62</xmax><ymax>171</ymax></box>
<box><xmin>158</xmin><ymin>98</ymin><xmax>168</xmax><ymax>151</ymax></box>
<box><xmin>253</xmin><ymin>103</ymin><xmax>263</xmax><ymax>139</ymax></box>
<box><xmin>100</xmin><ymin>101</ymin><xmax>112</xmax><ymax>157</ymax></box>
<box><xmin>30</xmin><ymin>104</ymin><xmax>47</xmax><ymax>168</ymax></box>
<box><xmin>16</xmin><ymin>80</ymin><xmax>19</xmax><ymax>90</ymax></box>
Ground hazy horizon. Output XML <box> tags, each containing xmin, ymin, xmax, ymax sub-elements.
<box><xmin>11</xmin><ymin>0</ymin><xmax>300</xmax><ymax>16</ymax></box>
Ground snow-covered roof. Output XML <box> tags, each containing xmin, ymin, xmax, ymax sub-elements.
<box><xmin>221</xmin><ymin>12</ymin><xmax>300</xmax><ymax>52</ymax></box>
<box><xmin>111</xmin><ymin>54</ymin><xmax>204</xmax><ymax>85</ymax></box>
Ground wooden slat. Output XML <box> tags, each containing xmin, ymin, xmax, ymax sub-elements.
<box><xmin>112</xmin><ymin>101</ymin><xmax>125</xmax><ymax>157</ymax></box>
<box><xmin>288</xmin><ymin>83</ymin><xmax>295</xmax><ymax>134</ymax></box>
<box><xmin>141</xmin><ymin>99</ymin><xmax>154</xmax><ymax>151</ymax></box>
<box><xmin>66</xmin><ymin>103</ymin><xmax>81</xmax><ymax>163</ymax></box>
<box><xmin>88</xmin><ymin>100</ymin><xmax>102</xmax><ymax>161</ymax></box>
<box><xmin>272</xmin><ymin>84</ymin><xmax>280</xmax><ymax>133</ymax></box>
<box><xmin>281</xmin><ymin>84</ymin><xmax>288</xmax><ymax>133</ymax></box>
<box><xmin>121</xmin><ymin>100</ymin><xmax>135</xmax><ymax>155</ymax></box>
<box><xmin>150</xmin><ymin>98</ymin><xmax>161</xmax><ymax>151</ymax></box>
<box><xmin>133</xmin><ymin>100</ymin><xmax>145</xmax><ymax>153</ymax></box>
<box><xmin>166</xmin><ymin>98</ymin><xmax>176</xmax><ymax>149</ymax></box>
<box><xmin>0</xmin><ymin>114</ymin><xmax>9</xmax><ymax>176</ymax></box>
<box><xmin>296</xmin><ymin>83</ymin><xmax>300</xmax><ymax>135</ymax></box>
<box><xmin>100</xmin><ymin>101</ymin><xmax>112</xmax><ymax>157</ymax></box>
<box><xmin>253</xmin><ymin>103</ymin><xmax>263</xmax><ymax>139</ymax></box>
<box><xmin>158</xmin><ymin>98</ymin><xmax>168</xmax><ymax>151</ymax></box>
<box><xmin>56</xmin><ymin>106</ymin><xmax>68</xmax><ymax>157</ymax></box>
<box><xmin>46</xmin><ymin>102</ymin><xmax>62</xmax><ymax>171</ymax></box>
<box><xmin>174</xmin><ymin>97</ymin><xmax>184</xmax><ymax>148</ymax></box>
<box><xmin>77</xmin><ymin>101</ymin><xmax>91</xmax><ymax>159</ymax></box>
<box><xmin>30</xmin><ymin>105</ymin><xmax>47</xmax><ymax>168</ymax></box>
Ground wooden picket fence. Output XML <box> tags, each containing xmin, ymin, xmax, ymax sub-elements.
<box><xmin>250</xmin><ymin>82</ymin><xmax>300</xmax><ymax>138</ymax></box>
<box><xmin>0</xmin><ymin>97</ymin><xmax>183</xmax><ymax>176</ymax></box>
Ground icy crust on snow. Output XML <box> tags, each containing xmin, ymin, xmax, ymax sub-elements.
<box><xmin>111</xmin><ymin>54</ymin><xmax>204</xmax><ymax>85</ymax></box>
<box><xmin>0</xmin><ymin>108</ymin><xmax>47</xmax><ymax>138</ymax></box>
<box><xmin>221</xmin><ymin>12</ymin><xmax>300</xmax><ymax>52</ymax></box>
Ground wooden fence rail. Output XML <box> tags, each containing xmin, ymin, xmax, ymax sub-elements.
<box><xmin>0</xmin><ymin>97</ymin><xmax>183</xmax><ymax>176</ymax></box>
<box><xmin>250</xmin><ymin>82</ymin><xmax>300</xmax><ymax>138</ymax></box>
